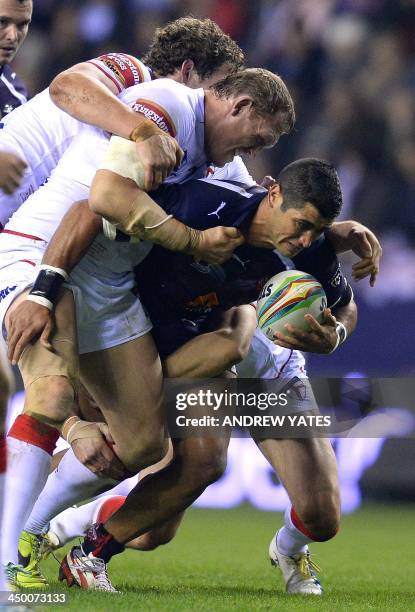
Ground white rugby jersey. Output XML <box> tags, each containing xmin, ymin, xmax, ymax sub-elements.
<box><xmin>0</xmin><ymin>53</ymin><xmax>151</xmax><ymax>227</ymax></box>
<box><xmin>209</xmin><ymin>156</ymin><xmax>256</xmax><ymax>188</ymax></box>
<box><xmin>3</xmin><ymin>77</ymin><xmax>257</xmax><ymax>252</ymax></box>
<box><xmin>49</xmin><ymin>78</ymin><xmax>207</xmax><ymax>189</ymax></box>
<box><xmin>5</xmin><ymin>78</ymin><xmax>206</xmax><ymax>241</ymax></box>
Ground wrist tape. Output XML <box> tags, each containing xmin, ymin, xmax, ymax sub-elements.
<box><xmin>329</xmin><ymin>321</ymin><xmax>348</xmax><ymax>353</ymax></box>
<box><xmin>129</xmin><ymin>120</ymin><xmax>166</xmax><ymax>142</ymax></box>
<box><xmin>100</xmin><ymin>135</ymin><xmax>145</xmax><ymax>188</ymax></box>
<box><xmin>27</xmin><ymin>265</ymin><xmax>68</xmax><ymax>311</ymax></box>
<box><xmin>62</xmin><ymin>416</ymin><xmax>106</xmax><ymax>445</ymax></box>
<box><xmin>110</xmin><ymin>191</ymin><xmax>201</xmax><ymax>251</ymax></box>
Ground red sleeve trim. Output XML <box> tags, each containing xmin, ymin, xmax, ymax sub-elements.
<box><xmin>88</xmin><ymin>53</ymin><xmax>146</xmax><ymax>92</ymax></box>
<box><xmin>86</xmin><ymin>60</ymin><xmax>122</xmax><ymax>93</ymax></box>
<box><xmin>116</xmin><ymin>53</ymin><xmax>145</xmax><ymax>86</ymax></box>
<box><xmin>132</xmin><ymin>99</ymin><xmax>176</xmax><ymax>137</ymax></box>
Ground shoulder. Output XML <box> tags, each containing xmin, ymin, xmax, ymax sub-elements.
<box><xmin>120</xmin><ymin>79</ymin><xmax>201</xmax><ymax>138</ymax></box>
<box><xmin>120</xmin><ymin>78</ymin><xmax>200</xmax><ymax>108</ymax></box>
<box><xmin>0</xmin><ymin>66</ymin><xmax>28</xmax><ymax>115</ymax></box>
<box><xmin>209</xmin><ymin>156</ymin><xmax>256</xmax><ymax>188</ymax></box>
<box><xmin>87</xmin><ymin>52</ymin><xmax>151</xmax><ymax>91</ymax></box>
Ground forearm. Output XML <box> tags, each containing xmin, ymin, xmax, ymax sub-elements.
<box><xmin>326</xmin><ymin>221</ymin><xmax>356</xmax><ymax>253</ymax></box>
<box><xmin>90</xmin><ymin>170</ymin><xmax>199</xmax><ymax>252</ymax></box>
<box><xmin>164</xmin><ymin>306</ymin><xmax>256</xmax><ymax>378</ymax></box>
<box><xmin>42</xmin><ymin>200</ymin><xmax>102</xmax><ymax>272</ymax></box>
<box><xmin>50</xmin><ymin>71</ymin><xmax>142</xmax><ymax>139</ymax></box>
<box><xmin>332</xmin><ymin>300</ymin><xmax>358</xmax><ymax>339</ymax></box>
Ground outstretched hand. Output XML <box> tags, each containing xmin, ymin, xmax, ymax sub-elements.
<box><xmin>349</xmin><ymin>225</ymin><xmax>382</xmax><ymax>287</ymax></box>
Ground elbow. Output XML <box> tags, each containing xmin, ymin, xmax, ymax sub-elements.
<box><xmin>49</xmin><ymin>72</ymin><xmax>71</xmax><ymax>106</ymax></box>
<box><xmin>88</xmin><ymin>190</ymin><xmax>103</xmax><ymax>215</ymax></box>
<box><xmin>89</xmin><ymin>190</ymin><xmax>111</xmax><ymax>217</ymax></box>
<box><xmin>89</xmin><ymin>176</ymin><xmax>115</xmax><ymax>218</ymax></box>
<box><xmin>217</xmin><ymin>326</ymin><xmax>251</xmax><ymax>367</ymax></box>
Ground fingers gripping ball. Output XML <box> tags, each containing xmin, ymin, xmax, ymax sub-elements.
<box><xmin>257</xmin><ymin>270</ymin><xmax>327</xmax><ymax>339</ymax></box>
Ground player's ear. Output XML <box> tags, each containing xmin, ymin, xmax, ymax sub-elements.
<box><xmin>180</xmin><ymin>59</ymin><xmax>195</xmax><ymax>85</ymax></box>
<box><xmin>268</xmin><ymin>183</ymin><xmax>282</xmax><ymax>207</ymax></box>
<box><xmin>231</xmin><ymin>96</ymin><xmax>254</xmax><ymax>116</ymax></box>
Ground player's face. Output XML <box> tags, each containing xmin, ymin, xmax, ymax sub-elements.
<box><xmin>272</xmin><ymin>201</ymin><xmax>333</xmax><ymax>257</ymax></box>
<box><xmin>0</xmin><ymin>0</ymin><xmax>31</xmax><ymax>65</ymax></box>
<box><xmin>209</xmin><ymin>106</ymin><xmax>283</xmax><ymax>167</ymax></box>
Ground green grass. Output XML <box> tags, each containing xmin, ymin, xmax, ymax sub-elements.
<box><xmin>32</xmin><ymin>504</ymin><xmax>415</xmax><ymax>611</ymax></box>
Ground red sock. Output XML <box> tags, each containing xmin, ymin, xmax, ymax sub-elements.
<box><xmin>291</xmin><ymin>506</ymin><xmax>319</xmax><ymax>541</ymax></box>
<box><xmin>8</xmin><ymin>414</ymin><xmax>60</xmax><ymax>455</ymax></box>
<box><xmin>97</xmin><ymin>496</ymin><xmax>126</xmax><ymax>524</ymax></box>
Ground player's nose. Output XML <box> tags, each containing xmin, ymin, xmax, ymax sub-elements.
<box><xmin>5</xmin><ymin>24</ymin><xmax>18</xmax><ymax>43</ymax></box>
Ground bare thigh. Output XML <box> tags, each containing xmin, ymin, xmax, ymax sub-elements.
<box><xmin>5</xmin><ymin>288</ymin><xmax>78</xmax><ymax>424</ymax></box>
<box><xmin>79</xmin><ymin>332</ymin><xmax>165</xmax><ymax>471</ymax></box>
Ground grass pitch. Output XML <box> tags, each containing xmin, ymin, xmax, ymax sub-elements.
<box><xmin>34</xmin><ymin>503</ymin><xmax>414</xmax><ymax>611</ymax></box>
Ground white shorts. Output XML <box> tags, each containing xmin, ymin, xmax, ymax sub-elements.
<box><xmin>0</xmin><ymin>232</ymin><xmax>152</xmax><ymax>353</ymax></box>
<box><xmin>69</xmin><ymin>245</ymin><xmax>152</xmax><ymax>354</ymax></box>
<box><xmin>236</xmin><ymin>328</ymin><xmax>317</xmax><ymax>413</ymax></box>
<box><xmin>236</xmin><ymin>328</ymin><xmax>307</xmax><ymax>379</ymax></box>
<box><xmin>0</xmin><ymin>235</ymin><xmax>45</xmax><ymax>338</ymax></box>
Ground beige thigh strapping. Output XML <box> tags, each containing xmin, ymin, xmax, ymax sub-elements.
<box><xmin>19</xmin><ymin>333</ymin><xmax>79</xmax><ymax>392</ymax></box>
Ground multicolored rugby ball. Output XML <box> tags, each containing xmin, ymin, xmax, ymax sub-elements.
<box><xmin>257</xmin><ymin>270</ymin><xmax>327</xmax><ymax>340</ymax></box>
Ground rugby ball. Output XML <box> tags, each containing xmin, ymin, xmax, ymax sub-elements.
<box><xmin>257</xmin><ymin>270</ymin><xmax>327</xmax><ymax>340</ymax></box>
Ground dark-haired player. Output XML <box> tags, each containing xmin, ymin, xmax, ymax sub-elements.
<box><xmin>15</xmin><ymin>159</ymin><xmax>358</xmax><ymax>593</ymax></box>
<box><xmin>63</xmin><ymin>160</ymin><xmax>352</xmax><ymax>593</ymax></box>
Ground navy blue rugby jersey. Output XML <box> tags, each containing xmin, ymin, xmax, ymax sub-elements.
<box><xmin>0</xmin><ymin>64</ymin><xmax>27</xmax><ymax>118</ymax></box>
<box><xmin>135</xmin><ymin>178</ymin><xmax>352</xmax><ymax>323</ymax></box>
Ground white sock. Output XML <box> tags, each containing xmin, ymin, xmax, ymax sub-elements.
<box><xmin>96</xmin><ymin>474</ymin><xmax>138</xmax><ymax>498</ymax></box>
<box><xmin>50</xmin><ymin>476</ymin><xmax>137</xmax><ymax>545</ymax></box>
<box><xmin>24</xmin><ymin>449</ymin><xmax>118</xmax><ymax>535</ymax></box>
<box><xmin>2</xmin><ymin>436</ymin><xmax>52</xmax><ymax>565</ymax></box>
<box><xmin>49</xmin><ymin>497</ymin><xmax>109</xmax><ymax>545</ymax></box>
<box><xmin>276</xmin><ymin>505</ymin><xmax>313</xmax><ymax>557</ymax></box>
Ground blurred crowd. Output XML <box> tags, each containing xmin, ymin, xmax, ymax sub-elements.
<box><xmin>13</xmin><ymin>0</ymin><xmax>415</xmax><ymax>253</ymax></box>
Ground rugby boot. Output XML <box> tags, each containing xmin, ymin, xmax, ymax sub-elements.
<box><xmin>269</xmin><ymin>532</ymin><xmax>323</xmax><ymax>595</ymax></box>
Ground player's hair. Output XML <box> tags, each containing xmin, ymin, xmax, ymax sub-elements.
<box><xmin>278</xmin><ymin>158</ymin><xmax>343</xmax><ymax>219</ymax></box>
<box><xmin>210</xmin><ymin>68</ymin><xmax>295</xmax><ymax>134</ymax></box>
<box><xmin>142</xmin><ymin>17</ymin><xmax>244</xmax><ymax>79</ymax></box>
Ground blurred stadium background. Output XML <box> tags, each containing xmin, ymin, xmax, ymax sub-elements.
<box><xmin>6</xmin><ymin>1</ymin><xmax>415</xmax><ymax>593</ymax></box>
